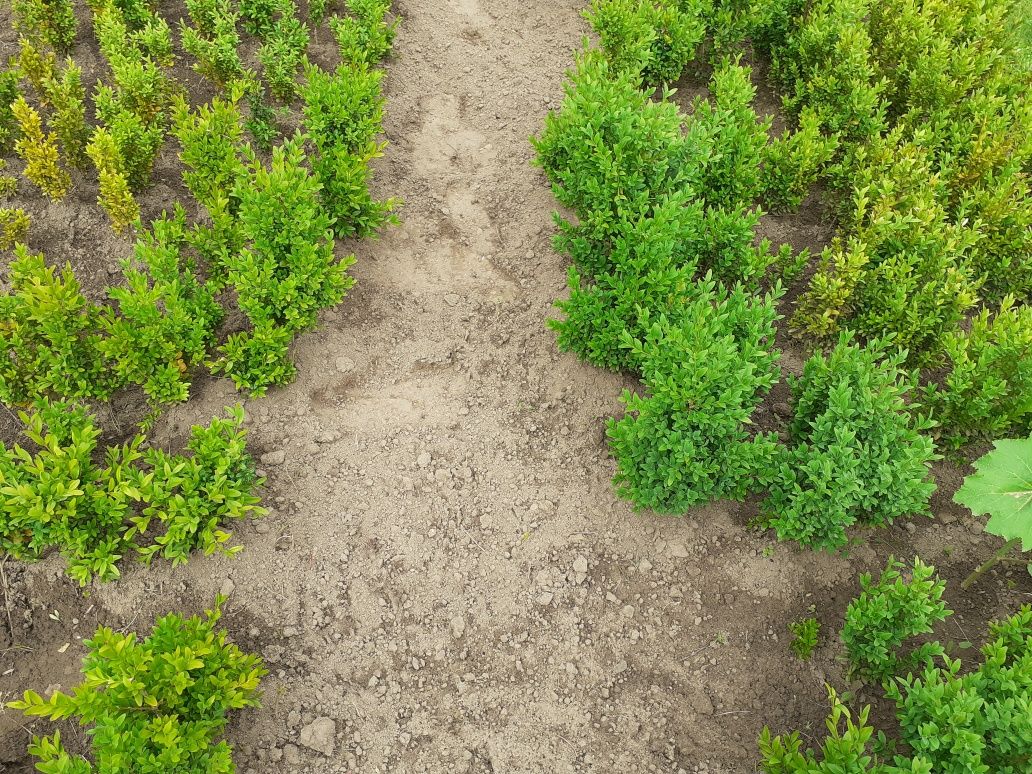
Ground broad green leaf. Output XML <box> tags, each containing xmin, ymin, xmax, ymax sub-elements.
<box><xmin>954</xmin><ymin>437</ymin><xmax>1032</xmax><ymax>550</ymax></box>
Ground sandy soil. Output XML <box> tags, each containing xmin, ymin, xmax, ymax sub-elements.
<box><xmin>1</xmin><ymin>0</ymin><xmax>1030</xmax><ymax>772</ymax></box>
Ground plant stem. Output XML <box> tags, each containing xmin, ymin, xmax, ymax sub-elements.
<box><xmin>961</xmin><ymin>537</ymin><xmax>1023</xmax><ymax>589</ymax></box>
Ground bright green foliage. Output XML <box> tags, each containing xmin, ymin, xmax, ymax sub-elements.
<box><xmin>87</xmin><ymin>127</ymin><xmax>141</xmax><ymax>233</ymax></box>
<box><xmin>42</xmin><ymin>59</ymin><xmax>91</xmax><ymax>168</ymax></box>
<box><xmin>12</xmin><ymin>0</ymin><xmax>77</xmax><ymax>52</ymax></box>
<box><xmin>17</xmin><ymin>37</ymin><xmax>56</xmax><ymax>100</ymax></box>
<box><xmin>760</xmin><ymin>106</ymin><xmax>838</xmax><ymax>212</ymax></box>
<box><xmin>884</xmin><ymin>605</ymin><xmax>1032</xmax><ymax>774</ymax></box>
<box><xmin>10</xmin><ymin>599</ymin><xmax>266</xmax><ymax>772</ymax></box>
<box><xmin>240</xmin><ymin>0</ymin><xmax>291</xmax><ymax>37</ymax></box>
<box><xmin>0</xmin><ymin>402</ymin><xmax>262</xmax><ymax>582</ymax></box>
<box><xmin>789</xmin><ymin>617</ymin><xmax>820</xmax><ymax>660</ymax></box>
<box><xmin>758</xmin><ymin>686</ymin><xmax>932</xmax><ymax>773</ymax></box>
<box><xmin>301</xmin><ymin>62</ymin><xmax>384</xmax><ymax>154</ymax></box>
<box><xmin>130</xmin><ymin>406</ymin><xmax>263</xmax><ymax>564</ymax></box>
<box><xmin>181</xmin><ymin>0</ymin><xmax>244</xmax><ymax>85</ymax></box>
<box><xmin>330</xmin><ymin>0</ymin><xmax>398</xmax><ymax>65</ymax></box>
<box><xmin>922</xmin><ymin>300</ymin><xmax>1032</xmax><ymax>448</ymax></box>
<box><xmin>309</xmin><ymin>0</ymin><xmax>330</xmax><ymax>24</ymax></box>
<box><xmin>532</xmin><ymin>50</ymin><xmax>693</xmax><ymax>254</ymax></box>
<box><xmin>954</xmin><ymin>437</ymin><xmax>1032</xmax><ymax>552</ymax></box>
<box><xmin>311</xmin><ymin>141</ymin><xmax>397</xmax><ymax>238</ymax></box>
<box><xmin>301</xmin><ymin>62</ymin><xmax>396</xmax><ymax>237</ymax></box>
<box><xmin>218</xmin><ymin>321</ymin><xmax>297</xmax><ymax>395</ymax></box>
<box><xmin>608</xmin><ymin>277</ymin><xmax>782</xmax><ymax>512</ymax></box>
<box><xmin>689</xmin><ymin>60</ymin><xmax>770</xmax><ymax>210</ymax></box>
<box><xmin>12</xmin><ymin>96</ymin><xmax>69</xmax><ymax>200</ymax></box>
<box><xmin>0</xmin><ymin>208</ymin><xmax>30</xmax><ymax>250</ymax></box>
<box><xmin>99</xmin><ymin>209</ymin><xmax>224</xmax><ymax>404</ymax></box>
<box><xmin>258</xmin><ymin>15</ymin><xmax>310</xmax><ymax>100</ymax></box>
<box><xmin>762</xmin><ymin>334</ymin><xmax>936</xmax><ymax>550</ymax></box>
<box><xmin>841</xmin><ymin>556</ymin><xmax>951</xmax><ymax>683</ymax></box>
<box><xmin>550</xmin><ymin>191</ymin><xmax>702</xmax><ymax>371</ymax></box>
<box><xmin>0</xmin><ymin>247</ymin><xmax>115</xmax><ymax>405</ymax></box>
<box><xmin>92</xmin><ymin>0</ymin><xmax>174</xmax><ymax>191</ymax></box>
<box><xmin>770</xmin><ymin>0</ymin><xmax>887</xmax><ymax>144</ymax></box>
<box><xmin>585</xmin><ymin>0</ymin><xmax>706</xmax><ymax>86</ymax></box>
<box><xmin>0</xmin><ymin>401</ymin><xmax>139</xmax><ymax>582</ymax></box>
<box><xmin>216</xmin><ymin>137</ymin><xmax>353</xmax><ymax>394</ymax></box>
<box><xmin>0</xmin><ymin>69</ymin><xmax>19</xmax><ymax>152</ymax></box>
<box><xmin>172</xmin><ymin>93</ymin><xmax>246</xmax><ymax>212</ymax></box>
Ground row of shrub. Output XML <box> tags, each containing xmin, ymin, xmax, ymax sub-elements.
<box><xmin>763</xmin><ymin>556</ymin><xmax>1032</xmax><ymax>773</ymax></box>
<box><xmin>1</xmin><ymin>0</ymin><xmax>397</xmax><ymax>398</ymax></box>
<box><xmin>705</xmin><ymin>0</ymin><xmax>1032</xmax><ymax>448</ymax></box>
<box><xmin>534</xmin><ymin>2</ymin><xmax>938</xmax><ymax>551</ymax></box>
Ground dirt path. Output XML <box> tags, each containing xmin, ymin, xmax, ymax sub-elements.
<box><xmin>3</xmin><ymin>0</ymin><xmax>1028</xmax><ymax>771</ymax></box>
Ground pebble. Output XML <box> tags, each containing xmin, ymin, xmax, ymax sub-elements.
<box><xmin>536</xmin><ymin>591</ymin><xmax>554</xmax><ymax>606</ymax></box>
<box><xmin>299</xmin><ymin>717</ymin><xmax>336</xmax><ymax>756</ymax></box>
<box><xmin>450</xmin><ymin>615</ymin><xmax>466</xmax><ymax>638</ymax></box>
<box><xmin>315</xmin><ymin>430</ymin><xmax>340</xmax><ymax>444</ymax></box>
<box><xmin>260</xmin><ymin>450</ymin><xmax>286</xmax><ymax>466</ymax></box>
<box><xmin>417</xmin><ymin>452</ymin><xmax>432</xmax><ymax>468</ymax></box>
<box><xmin>219</xmin><ymin>578</ymin><xmax>235</xmax><ymax>597</ymax></box>
<box><xmin>335</xmin><ymin>357</ymin><xmax>355</xmax><ymax>374</ymax></box>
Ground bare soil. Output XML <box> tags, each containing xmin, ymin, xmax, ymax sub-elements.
<box><xmin>1</xmin><ymin>1</ymin><xmax>1030</xmax><ymax>773</ymax></box>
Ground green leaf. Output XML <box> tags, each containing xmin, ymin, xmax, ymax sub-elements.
<box><xmin>954</xmin><ymin>437</ymin><xmax>1032</xmax><ymax>551</ymax></box>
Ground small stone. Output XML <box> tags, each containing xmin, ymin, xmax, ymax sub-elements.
<box><xmin>536</xmin><ymin>591</ymin><xmax>554</xmax><ymax>606</ymax></box>
<box><xmin>299</xmin><ymin>717</ymin><xmax>336</xmax><ymax>756</ymax></box>
<box><xmin>260</xmin><ymin>450</ymin><xmax>286</xmax><ymax>466</ymax></box>
<box><xmin>444</xmin><ymin>293</ymin><xmax>461</xmax><ymax>306</ymax></box>
<box><xmin>335</xmin><ymin>357</ymin><xmax>356</xmax><ymax>374</ymax></box>
<box><xmin>400</xmin><ymin>476</ymin><xmax>414</xmax><ymax>492</ymax></box>
<box><xmin>219</xmin><ymin>578</ymin><xmax>235</xmax><ymax>597</ymax></box>
<box><xmin>315</xmin><ymin>430</ymin><xmax>340</xmax><ymax>444</ymax></box>
<box><xmin>572</xmin><ymin>556</ymin><xmax>588</xmax><ymax>574</ymax></box>
<box><xmin>450</xmin><ymin>615</ymin><xmax>466</xmax><ymax>639</ymax></box>
<box><xmin>668</xmin><ymin>541</ymin><xmax>690</xmax><ymax>558</ymax></box>
<box><xmin>283</xmin><ymin>744</ymin><xmax>301</xmax><ymax>765</ymax></box>
<box><xmin>416</xmin><ymin>452</ymin><xmax>432</xmax><ymax>468</ymax></box>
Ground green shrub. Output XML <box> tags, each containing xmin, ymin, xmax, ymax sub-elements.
<box><xmin>0</xmin><ymin>69</ymin><xmax>19</xmax><ymax>152</ymax></box>
<box><xmin>330</xmin><ymin>0</ymin><xmax>397</xmax><ymax>64</ymax></box>
<box><xmin>759</xmin><ymin>686</ymin><xmax>932</xmax><ymax>773</ymax></box>
<box><xmin>42</xmin><ymin>59</ymin><xmax>90</xmax><ymax>168</ymax></box>
<box><xmin>240</xmin><ymin>0</ymin><xmax>291</xmax><ymax>37</ymax></box>
<box><xmin>550</xmin><ymin>190</ymin><xmax>703</xmax><ymax>371</ymax></box>
<box><xmin>258</xmin><ymin>14</ymin><xmax>310</xmax><ymax>100</ymax></box>
<box><xmin>922</xmin><ymin>299</ymin><xmax>1032</xmax><ymax>448</ymax></box>
<box><xmin>310</xmin><ymin>141</ymin><xmax>397</xmax><ymax>238</ymax></box>
<box><xmin>242</xmin><ymin>79</ymin><xmax>279</xmax><ymax>150</ymax></box>
<box><xmin>532</xmin><ymin>50</ymin><xmax>693</xmax><ymax>252</ymax></box>
<box><xmin>762</xmin><ymin>334</ymin><xmax>936</xmax><ymax>550</ymax></box>
<box><xmin>608</xmin><ymin>276</ymin><xmax>782</xmax><ymax>512</ymax></box>
<box><xmin>0</xmin><ymin>208</ymin><xmax>30</xmax><ymax>250</ymax></box>
<box><xmin>585</xmin><ymin>0</ymin><xmax>706</xmax><ymax>86</ymax></box>
<box><xmin>12</xmin><ymin>0</ymin><xmax>77</xmax><ymax>52</ymax></box>
<box><xmin>99</xmin><ymin>209</ymin><xmax>224</xmax><ymax>404</ymax></box>
<box><xmin>86</xmin><ymin>126</ymin><xmax>141</xmax><ymax>232</ymax></box>
<box><xmin>12</xmin><ymin>96</ymin><xmax>69</xmax><ymax>201</ymax></box>
<box><xmin>181</xmin><ymin>0</ymin><xmax>244</xmax><ymax>86</ymax></box>
<box><xmin>842</xmin><ymin>556</ymin><xmax>951</xmax><ymax>684</ymax></box>
<box><xmin>16</xmin><ymin>37</ymin><xmax>56</xmax><ymax>100</ymax></box>
<box><xmin>0</xmin><ymin>247</ymin><xmax>113</xmax><ymax>406</ymax></box>
<box><xmin>10</xmin><ymin>598</ymin><xmax>265</xmax><ymax>773</ymax></box>
<box><xmin>688</xmin><ymin>59</ymin><xmax>770</xmax><ymax>210</ymax></box>
<box><xmin>770</xmin><ymin>0</ymin><xmax>887</xmax><ymax>145</ymax></box>
<box><xmin>760</xmin><ymin>106</ymin><xmax>838</xmax><ymax>212</ymax></box>
<box><xmin>172</xmin><ymin>92</ymin><xmax>246</xmax><ymax>212</ymax></box>
<box><xmin>885</xmin><ymin>605</ymin><xmax>1032</xmax><ymax>774</ymax></box>
<box><xmin>789</xmin><ymin>616</ymin><xmax>820</xmax><ymax>660</ymax></box>
<box><xmin>216</xmin><ymin>136</ymin><xmax>353</xmax><ymax>394</ymax></box>
<box><xmin>0</xmin><ymin>401</ymin><xmax>262</xmax><ymax>582</ymax></box>
<box><xmin>301</xmin><ymin>61</ymin><xmax>384</xmax><ymax>154</ymax></box>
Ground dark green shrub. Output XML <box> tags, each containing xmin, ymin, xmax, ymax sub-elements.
<box><xmin>608</xmin><ymin>276</ymin><xmax>783</xmax><ymax>512</ymax></box>
<box><xmin>762</xmin><ymin>334</ymin><xmax>937</xmax><ymax>550</ymax></box>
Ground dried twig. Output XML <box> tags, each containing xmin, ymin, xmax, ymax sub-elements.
<box><xmin>0</xmin><ymin>557</ymin><xmax>15</xmax><ymax>644</ymax></box>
